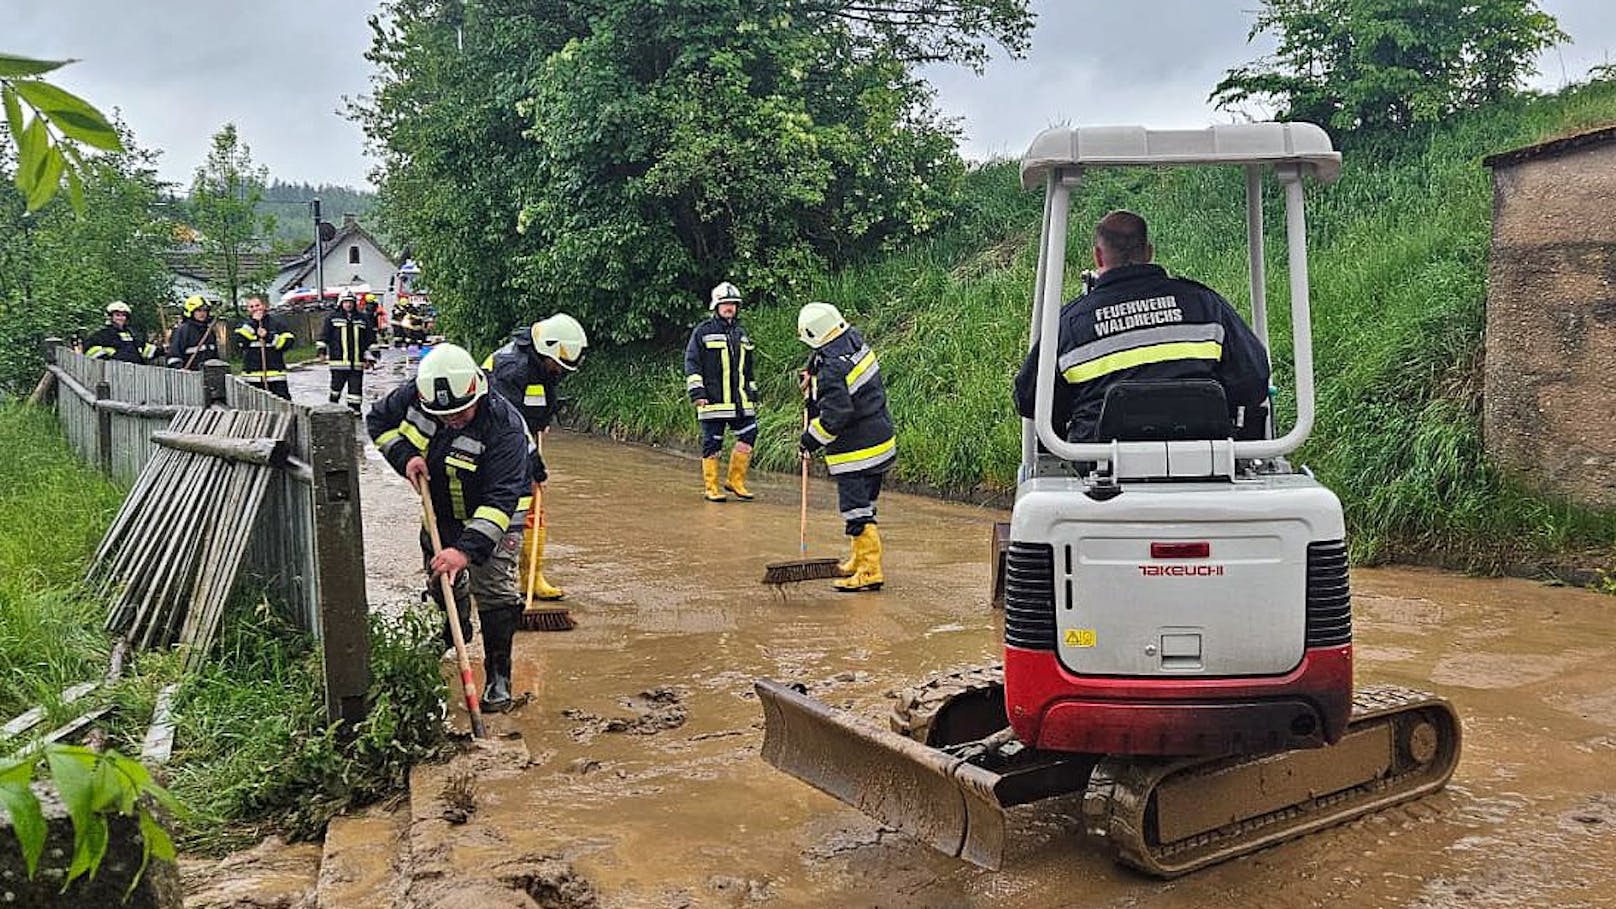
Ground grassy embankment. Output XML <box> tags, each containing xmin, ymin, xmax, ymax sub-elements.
<box><xmin>568</xmin><ymin>81</ymin><xmax>1616</xmax><ymax>572</ymax></box>
<box><xmin>0</xmin><ymin>405</ymin><xmax>446</xmax><ymax>854</ymax></box>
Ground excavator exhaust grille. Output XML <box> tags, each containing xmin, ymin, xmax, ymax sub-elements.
<box><xmin>1305</xmin><ymin>540</ymin><xmax>1351</xmax><ymax>647</ymax></box>
<box><xmin>1004</xmin><ymin>542</ymin><xmax>1056</xmax><ymax>650</ymax></box>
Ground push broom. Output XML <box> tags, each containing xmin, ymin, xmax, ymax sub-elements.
<box><xmin>518</xmin><ymin>475</ymin><xmax>576</xmax><ymax>631</ymax></box>
<box><xmin>761</xmin><ymin>408</ymin><xmax>843</xmax><ymax>585</ymax></box>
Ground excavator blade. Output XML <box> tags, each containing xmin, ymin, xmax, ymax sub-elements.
<box><xmin>756</xmin><ymin>678</ymin><xmax>1011</xmax><ymax>869</ymax></box>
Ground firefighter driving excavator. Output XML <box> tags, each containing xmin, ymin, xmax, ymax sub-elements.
<box><xmin>754</xmin><ymin>123</ymin><xmax>1462</xmax><ymax>878</ymax></box>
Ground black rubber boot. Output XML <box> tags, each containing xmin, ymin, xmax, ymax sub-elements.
<box><xmin>479</xmin><ymin>605</ymin><xmax>520</xmax><ymax>710</ymax></box>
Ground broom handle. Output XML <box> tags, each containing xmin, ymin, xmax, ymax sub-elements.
<box><xmin>800</xmin><ymin>409</ymin><xmax>810</xmax><ymax>555</ymax></box>
<box><xmin>416</xmin><ymin>475</ymin><xmax>487</xmax><ymax>738</ymax></box>
<box><xmin>524</xmin><ymin>431</ymin><xmax>546</xmax><ymax>610</ymax></box>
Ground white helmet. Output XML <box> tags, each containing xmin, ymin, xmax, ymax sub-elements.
<box><xmin>709</xmin><ymin>281</ymin><xmax>742</xmax><ymax>311</ymax></box>
<box><xmin>797</xmin><ymin>302</ymin><xmax>848</xmax><ymax>348</ymax></box>
<box><xmin>416</xmin><ymin>344</ymin><xmax>488</xmax><ymax>415</ymax></box>
<box><xmin>530</xmin><ymin>313</ymin><xmax>588</xmax><ymax>371</ymax></box>
<box><xmin>105</xmin><ymin>300</ymin><xmax>131</xmax><ymax>316</ymax></box>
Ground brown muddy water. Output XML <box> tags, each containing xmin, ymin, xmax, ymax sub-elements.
<box><xmin>291</xmin><ymin>353</ymin><xmax>1616</xmax><ymax>909</ymax></box>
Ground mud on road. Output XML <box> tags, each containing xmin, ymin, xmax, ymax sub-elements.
<box><xmin>293</xmin><ymin>353</ymin><xmax>1616</xmax><ymax>909</ymax></box>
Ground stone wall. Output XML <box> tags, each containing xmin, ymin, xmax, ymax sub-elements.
<box><xmin>1484</xmin><ymin>140</ymin><xmax>1616</xmax><ymax>508</ymax></box>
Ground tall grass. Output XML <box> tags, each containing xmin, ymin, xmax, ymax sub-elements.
<box><xmin>0</xmin><ymin>405</ymin><xmax>123</xmax><ymax>721</ymax></box>
<box><xmin>570</xmin><ymin>81</ymin><xmax>1616</xmax><ymax>569</ymax></box>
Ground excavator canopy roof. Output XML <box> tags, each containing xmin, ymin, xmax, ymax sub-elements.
<box><xmin>1019</xmin><ymin>122</ymin><xmax>1341</xmax><ymax>190</ymax></box>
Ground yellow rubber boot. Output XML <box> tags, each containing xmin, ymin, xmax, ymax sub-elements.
<box><xmin>725</xmin><ymin>449</ymin><xmax>755</xmax><ymax>500</ymax></box>
<box><xmin>834</xmin><ymin>525</ymin><xmax>884</xmax><ymax>592</ymax></box>
<box><xmin>837</xmin><ymin>536</ymin><xmax>857</xmax><ymax>577</ymax></box>
<box><xmin>519</xmin><ymin>526</ymin><xmax>566</xmax><ymax>601</ymax></box>
<box><xmin>702</xmin><ymin>456</ymin><xmax>727</xmax><ymax>502</ymax></box>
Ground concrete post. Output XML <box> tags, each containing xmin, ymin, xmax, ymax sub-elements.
<box><xmin>307</xmin><ymin>405</ymin><xmax>371</xmax><ymax>726</ymax></box>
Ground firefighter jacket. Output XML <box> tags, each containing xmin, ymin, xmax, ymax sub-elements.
<box><xmin>799</xmin><ymin>327</ymin><xmax>896</xmax><ymax>476</ymax></box>
<box><xmin>84</xmin><ymin>323</ymin><xmax>156</xmax><ymax>364</ymax></box>
<box><xmin>318</xmin><ymin>309</ymin><xmax>377</xmax><ymax>370</ymax></box>
<box><xmin>1013</xmin><ymin>263</ymin><xmax>1271</xmax><ymax>443</ymax></box>
<box><xmin>483</xmin><ymin>329</ymin><xmax>563</xmax><ymax>484</ymax></box>
<box><xmin>366</xmin><ymin>382</ymin><xmax>529</xmax><ymax>565</ymax></box>
<box><xmin>234</xmin><ymin>315</ymin><xmax>297</xmax><ymax>379</ymax></box>
<box><xmin>683</xmin><ymin>315</ymin><xmax>757</xmax><ymax>420</ymax></box>
<box><xmin>166</xmin><ymin>318</ymin><xmax>220</xmax><ymax>370</ymax></box>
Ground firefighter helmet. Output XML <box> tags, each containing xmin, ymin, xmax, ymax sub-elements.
<box><xmin>182</xmin><ymin>295</ymin><xmax>210</xmax><ymax>317</ymax></box>
<box><xmin>105</xmin><ymin>300</ymin><xmax>131</xmax><ymax>316</ymax></box>
<box><xmin>530</xmin><ymin>313</ymin><xmax>588</xmax><ymax>371</ymax></box>
<box><xmin>709</xmin><ymin>281</ymin><xmax>743</xmax><ymax>311</ymax></box>
<box><xmin>797</xmin><ymin>302</ymin><xmax>847</xmax><ymax>349</ymax></box>
<box><xmin>415</xmin><ymin>344</ymin><xmax>488</xmax><ymax>415</ymax></box>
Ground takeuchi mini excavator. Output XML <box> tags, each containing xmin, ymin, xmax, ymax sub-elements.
<box><xmin>754</xmin><ymin>122</ymin><xmax>1462</xmax><ymax>877</ymax></box>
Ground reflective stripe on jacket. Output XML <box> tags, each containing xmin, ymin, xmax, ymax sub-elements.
<box><xmin>234</xmin><ymin>315</ymin><xmax>297</xmax><ymax>377</ymax></box>
<box><xmin>319</xmin><ymin>311</ymin><xmax>376</xmax><ymax>369</ymax></box>
<box><xmin>84</xmin><ymin>323</ymin><xmax>156</xmax><ymax>364</ymax></box>
<box><xmin>1013</xmin><ymin>263</ymin><xmax>1271</xmax><ymax>442</ymax></box>
<box><xmin>365</xmin><ymin>382</ymin><xmax>529</xmax><ymax>565</ymax></box>
<box><xmin>803</xmin><ymin>327</ymin><xmax>895</xmax><ymax>476</ymax></box>
<box><xmin>165</xmin><ymin>319</ymin><xmax>219</xmax><ymax>370</ymax></box>
<box><xmin>683</xmin><ymin>316</ymin><xmax>757</xmax><ymax>420</ymax></box>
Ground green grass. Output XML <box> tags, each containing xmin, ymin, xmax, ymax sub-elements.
<box><xmin>570</xmin><ymin>80</ymin><xmax>1616</xmax><ymax>571</ymax></box>
<box><xmin>0</xmin><ymin>403</ymin><xmax>448</xmax><ymax>854</ymax></box>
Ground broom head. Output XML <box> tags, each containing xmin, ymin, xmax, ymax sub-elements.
<box><xmin>518</xmin><ymin>605</ymin><xmax>576</xmax><ymax>632</ymax></box>
<box><xmin>761</xmin><ymin>557</ymin><xmax>843</xmax><ymax>585</ymax></box>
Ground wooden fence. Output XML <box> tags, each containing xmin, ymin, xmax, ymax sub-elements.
<box><xmin>42</xmin><ymin>342</ymin><xmax>370</xmax><ymax>725</ymax></box>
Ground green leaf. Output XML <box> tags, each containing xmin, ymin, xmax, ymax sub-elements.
<box><xmin>27</xmin><ymin>143</ymin><xmax>66</xmax><ymax>212</ymax></box>
<box><xmin>10</xmin><ymin>79</ymin><xmax>122</xmax><ymax>151</ymax></box>
<box><xmin>15</xmin><ymin>114</ymin><xmax>45</xmax><ymax>193</ymax></box>
<box><xmin>45</xmin><ymin>746</ymin><xmax>96</xmax><ymax>882</ymax></box>
<box><xmin>2</xmin><ymin>85</ymin><xmax>23</xmax><ymax>141</ymax></box>
<box><xmin>65</xmin><ymin>164</ymin><xmax>85</xmax><ymax>213</ymax></box>
<box><xmin>0</xmin><ymin>781</ymin><xmax>46</xmax><ymax>878</ymax></box>
<box><xmin>0</xmin><ymin>54</ymin><xmax>71</xmax><ymax>78</ymax></box>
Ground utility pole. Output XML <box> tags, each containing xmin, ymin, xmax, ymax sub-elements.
<box><xmin>311</xmin><ymin>198</ymin><xmax>326</xmax><ymax>303</ymax></box>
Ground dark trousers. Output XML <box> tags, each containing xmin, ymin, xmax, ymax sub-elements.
<box><xmin>247</xmin><ymin>378</ymin><xmax>291</xmax><ymax>400</ymax></box>
<box><xmin>835</xmin><ymin>471</ymin><xmax>885</xmax><ymax>536</ymax></box>
<box><xmin>699</xmin><ymin>415</ymin><xmax>758</xmax><ymax>458</ymax></box>
<box><xmin>329</xmin><ymin>368</ymin><xmax>364</xmax><ymax>411</ymax></box>
<box><xmin>422</xmin><ymin>529</ymin><xmax>523</xmax><ymax>685</ymax></box>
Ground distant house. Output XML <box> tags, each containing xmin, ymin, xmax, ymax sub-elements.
<box><xmin>271</xmin><ymin>214</ymin><xmax>397</xmax><ymax>299</ymax></box>
<box><xmin>164</xmin><ymin>246</ymin><xmax>303</xmax><ymax>307</ymax></box>
<box><xmin>1482</xmin><ymin>125</ymin><xmax>1616</xmax><ymax>508</ymax></box>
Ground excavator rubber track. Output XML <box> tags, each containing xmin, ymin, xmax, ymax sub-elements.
<box><xmin>1082</xmin><ymin>684</ymin><xmax>1463</xmax><ymax>878</ymax></box>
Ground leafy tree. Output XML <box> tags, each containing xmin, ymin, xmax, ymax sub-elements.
<box><xmin>0</xmin><ymin>124</ymin><xmax>175</xmax><ymax>393</ymax></box>
<box><xmin>188</xmin><ymin>123</ymin><xmax>277</xmax><ymax>311</ymax></box>
<box><xmin>0</xmin><ymin>52</ymin><xmax>123</xmax><ymax>212</ymax></box>
<box><xmin>357</xmin><ymin>0</ymin><xmax>1031</xmax><ymax>347</ymax></box>
<box><xmin>1211</xmin><ymin>0</ymin><xmax>1566</xmax><ymax>141</ymax></box>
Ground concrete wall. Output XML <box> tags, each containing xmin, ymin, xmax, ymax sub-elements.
<box><xmin>1485</xmin><ymin>143</ymin><xmax>1616</xmax><ymax>507</ymax></box>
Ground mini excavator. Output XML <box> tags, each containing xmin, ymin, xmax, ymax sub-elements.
<box><xmin>755</xmin><ymin>123</ymin><xmax>1461</xmax><ymax>877</ymax></box>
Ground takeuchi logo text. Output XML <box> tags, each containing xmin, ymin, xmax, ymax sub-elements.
<box><xmin>1139</xmin><ymin>565</ymin><xmax>1225</xmax><ymax>577</ymax></box>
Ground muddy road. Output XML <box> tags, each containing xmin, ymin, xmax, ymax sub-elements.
<box><xmin>291</xmin><ymin>353</ymin><xmax>1616</xmax><ymax>908</ymax></box>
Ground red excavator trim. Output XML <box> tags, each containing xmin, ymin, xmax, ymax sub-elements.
<box><xmin>1003</xmin><ymin>644</ymin><xmax>1352</xmax><ymax>757</ymax></box>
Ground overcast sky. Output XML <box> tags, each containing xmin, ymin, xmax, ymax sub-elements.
<box><xmin>10</xmin><ymin>1</ymin><xmax>1616</xmax><ymax>190</ymax></box>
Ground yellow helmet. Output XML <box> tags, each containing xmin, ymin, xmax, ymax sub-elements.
<box><xmin>415</xmin><ymin>344</ymin><xmax>488</xmax><ymax>415</ymax></box>
<box><xmin>183</xmin><ymin>295</ymin><xmax>210</xmax><ymax>317</ymax></box>
<box><xmin>530</xmin><ymin>313</ymin><xmax>589</xmax><ymax>371</ymax></box>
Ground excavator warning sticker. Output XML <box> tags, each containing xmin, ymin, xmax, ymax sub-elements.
<box><xmin>1063</xmin><ymin>629</ymin><xmax>1097</xmax><ymax>648</ymax></box>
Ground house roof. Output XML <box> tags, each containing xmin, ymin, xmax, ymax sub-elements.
<box><xmin>1482</xmin><ymin>124</ymin><xmax>1616</xmax><ymax>170</ymax></box>
<box><xmin>163</xmin><ymin>246</ymin><xmax>304</xmax><ymax>285</ymax></box>
<box><xmin>276</xmin><ymin>223</ymin><xmax>397</xmax><ymax>292</ymax></box>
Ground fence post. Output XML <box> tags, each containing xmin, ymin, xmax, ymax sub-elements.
<box><xmin>29</xmin><ymin>338</ymin><xmax>63</xmax><ymax>407</ymax></box>
<box><xmin>307</xmin><ymin>405</ymin><xmax>371</xmax><ymax>726</ymax></box>
<box><xmin>201</xmin><ymin>361</ymin><xmax>228</xmax><ymax>407</ymax></box>
<box><xmin>94</xmin><ymin>378</ymin><xmax>113</xmax><ymax>475</ymax></box>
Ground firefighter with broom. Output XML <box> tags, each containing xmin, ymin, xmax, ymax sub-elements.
<box><xmin>484</xmin><ymin>313</ymin><xmax>588</xmax><ymax>630</ymax></box>
<box><xmin>795</xmin><ymin>302</ymin><xmax>895</xmax><ymax>592</ymax></box>
<box><xmin>233</xmin><ymin>295</ymin><xmax>296</xmax><ymax>400</ymax></box>
<box><xmin>166</xmin><ymin>295</ymin><xmax>220</xmax><ymax>370</ymax></box>
<box><xmin>367</xmin><ymin>343</ymin><xmax>530</xmax><ymax>712</ymax></box>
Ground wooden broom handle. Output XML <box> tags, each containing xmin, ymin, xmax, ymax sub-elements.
<box><xmin>416</xmin><ymin>474</ymin><xmax>487</xmax><ymax>738</ymax></box>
